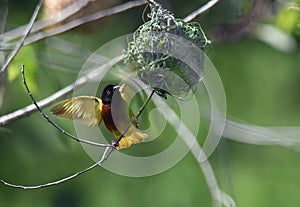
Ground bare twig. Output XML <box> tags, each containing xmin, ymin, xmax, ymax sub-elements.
<box><xmin>113</xmin><ymin>89</ymin><xmax>155</xmax><ymax>147</ymax></box>
<box><xmin>25</xmin><ymin>0</ymin><xmax>147</xmax><ymax>47</ymax></box>
<box><xmin>0</xmin><ymin>0</ymin><xmax>44</xmax><ymax>76</ymax></box>
<box><xmin>0</xmin><ymin>79</ymin><xmax>75</xmax><ymax>125</ymax></box>
<box><xmin>21</xmin><ymin>65</ymin><xmax>111</xmax><ymax>147</ymax></box>
<box><xmin>223</xmin><ymin>118</ymin><xmax>300</xmax><ymax>152</ymax></box>
<box><xmin>151</xmin><ymin>94</ymin><xmax>236</xmax><ymax>207</ymax></box>
<box><xmin>0</xmin><ymin>0</ymin><xmax>220</xmax><ymax>125</ymax></box>
<box><xmin>192</xmin><ymin>144</ymin><xmax>236</xmax><ymax>207</ymax></box>
<box><xmin>1</xmin><ymin>66</ymin><xmax>154</xmax><ymax>189</ymax></box>
<box><xmin>183</xmin><ymin>0</ymin><xmax>221</xmax><ymax>22</ymax></box>
<box><xmin>1</xmin><ymin>0</ymin><xmax>97</xmax><ymax>43</ymax></box>
<box><xmin>0</xmin><ymin>55</ymin><xmax>123</xmax><ymax>126</ymax></box>
<box><xmin>0</xmin><ymin>0</ymin><xmax>8</xmax><ymax>36</ymax></box>
<box><xmin>1</xmin><ymin>0</ymin><xmax>147</xmax><ymax>50</ymax></box>
<box><xmin>145</xmin><ymin>0</ymin><xmax>154</xmax><ymax>4</ymax></box>
<box><xmin>0</xmin><ymin>146</ymin><xmax>114</xmax><ymax>189</ymax></box>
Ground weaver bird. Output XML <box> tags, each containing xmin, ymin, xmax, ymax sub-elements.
<box><xmin>51</xmin><ymin>84</ymin><xmax>148</xmax><ymax>149</ymax></box>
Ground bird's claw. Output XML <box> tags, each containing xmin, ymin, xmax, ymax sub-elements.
<box><xmin>112</xmin><ymin>140</ymin><xmax>119</xmax><ymax>149</ymax></box>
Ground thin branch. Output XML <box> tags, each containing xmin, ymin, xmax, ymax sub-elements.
<box><xmin>1</xmin><ymin>68</ymin><xmax>154</xmax><ymax>188</ymax></box>
<box><xmin>183</xmin><ymin>0</ymin><xmax>221</xmax><ymax>22</ymax></box>
<box><xmin>113</xmin><ymin>89</ymin><xmax>155</xmax><ymax>147</ymax></box>
<box><xmin>0</xmin><ymin>146</ymin><xmax>114</xmax><ymax>189</ymax></box>
<box><xmin>1</xmin><ymin>0</ymin><xmax>147</xmax><ymax>50</ymax></box>
<box><xmin>0</xmin><ymin>55</ymin><xmax>124</xmax><ymax>126</ymax></box>
<box><xmin>1</xmin><ymin>0</ymin><xmax>97</xmax><ymax>43</ymax></box>
<box><xmin>0</xmin><ymin>0</ymin><xmax>222</xmax><ymax>124</ymax></box>
<box><xmin>0</xmin><ymin>79</ymin><xmax>74</xmax><ymax>125</ymax></box>
<box><xmin>193</xmin><ymin>145</ymin><xmax>236</xmax><ymax>207</ymax></box>
<box><xmin>0</xmin><ymin>0</ymin><xmax>220</xmax><ymax>125</ymax></box>
<box><xmin>24</xmin><ymin>0</ymin><xmax>147</xmax><ymax>47</ymax></box>
<box><xmin>0</xmin><ymin>0</ymin><xmax>8</xmax><ymax>36</ymax></box>
<box><xmin>21</xmin><ymin>65</ymin><xmax>110</xmax><ymax>148</ymax></box>
<box><xmin>145</xmin><ymin>0</ymin><xmax>154</xmax><ymax>4</ymax></box>
<box><xmin>223</xmin><ymin>118</ymin><xmax>300</xmax><ymax>152</ymax></box>
<box><xmin>151</xmin><ymin>94</ymin><xmax>236</xmax><ymax>207</ymax></box>
<box><xmin>0</xmin><ymin>0</ymin><xmax>44</xmax><ymax>76</ymax></box>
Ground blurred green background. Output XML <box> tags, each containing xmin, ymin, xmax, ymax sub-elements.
<box><xmin>0</xmin><ymin>0</ymin><xmax>300</xmax><ymax>206</ymax></box>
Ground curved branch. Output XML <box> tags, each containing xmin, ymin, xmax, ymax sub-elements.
<box><xmin>1</xmin><ymin>0</ymin><xmax>97</xmax><ymax>43</ymax></box>
<box><xmin>183</xmin><ymin>0</ymin><xmax>221</xmax><ymax>22</ymax></box>
<box><xmin>151</xmin><ymin>90</ymin><xmax>236</xmax><ymax>207</ymax></box>
<box><xmin>20</xmin><ymin>65</ymin><xmax>110</xmax><ymax>147</ymax></box>
<box><xmin>0</xmin><ymin>55</ymin><xmax>124</xmax><ymax>126</ymax></box>
<box><xmin>0</xmin><ymin>0</ymin><xmax>221</xmax><ymax>125</ymax></box>
<box><xmin>1</xmin><ymin>0</ymin><xmax>147</xmax><ymax>50</ymax></box>
<box><xmin>1</xmin><ymin>146</ymin><xmax>114</xmax><ymax>189</ymax></box>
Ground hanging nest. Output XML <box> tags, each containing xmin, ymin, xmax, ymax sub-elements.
<box><xmin>124</xmin><ymin>1</ymin><xmax>209</xmax><ymax>99</ymax></box>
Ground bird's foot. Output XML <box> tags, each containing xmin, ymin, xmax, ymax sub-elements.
<box><xmin>112</xmin><ymin>140</ymin><xmax>119</xmax><ymax>149</ymax></box>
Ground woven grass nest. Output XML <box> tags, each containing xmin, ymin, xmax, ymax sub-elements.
<box><xmin>125</xmin><ymin>1</ymin><xmax>209</xmax><ymax>99</ymax></box>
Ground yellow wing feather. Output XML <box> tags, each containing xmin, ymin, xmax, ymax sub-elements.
<box><xmin>119</xmin><ymin>84</ymin><xmax>135</xmax><ymax>104</ymax></box>
<box><xmin>51</xmin><ymin>85</ymin><xmax>148</xmax><ymax>149</ymax></box>
<box><xmin>112</xmin><ymin>126</ymin><xmax>148</xmax><ymax>150</ymax></box>
<box><xmin>51</xmin><ymin>96</ymin><xmax>102</xmax><ymax>127</ymax></box>
<box><xmin>119</xmin><ymin>84</ymin><xmax>139</xmax><ymax>128</ymax></box>
<box><xmin>116</xmin><ymin>84</ymin><xmax>148</xmax><ymax>149</ymax></box>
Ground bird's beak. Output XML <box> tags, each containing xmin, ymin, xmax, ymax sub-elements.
<box><xmin>113</xmin><ymin>85</ymin><xmax>120</xmax><ymax>91</ymax></box>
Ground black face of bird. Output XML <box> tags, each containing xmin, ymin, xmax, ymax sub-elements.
<box><xmin>101</xmin><ymin>84</ymin><xmax>120</xmax><ymax>105</ymax></box>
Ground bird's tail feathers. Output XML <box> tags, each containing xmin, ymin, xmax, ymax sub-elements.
<box><xmin>116</xmin><ymin>126</ymin><xmax>148</xmax><ymax>149</ymax></box>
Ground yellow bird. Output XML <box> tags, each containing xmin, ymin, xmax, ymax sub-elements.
<box><xmin>50</xmin><ymin>84</ymin><xmax>148</xmax><ymax>149</ymax></box>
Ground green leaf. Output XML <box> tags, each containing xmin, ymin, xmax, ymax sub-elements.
<box><xmin>275</xmin><ymin>2</ymin><xmax>300</xmax><ymax>36</ymax></box>
<box><xmin>8</xmin><ymin>45</ymin><xmax>38</xmax><ymax>92</ymax></box>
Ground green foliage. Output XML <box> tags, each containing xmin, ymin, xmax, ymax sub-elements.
<box><xmin>1</xmin><ymin>1</ymin><xmax>300</xmax><ymax>207</ymax></box>
<box><xmin>8</xmin><ymin>45</ymin><xmax>38</xmax><ymax>92</ymax></box>
<box><xmin>276</xmin><ymin>1</ymin><xmax>300</xmax><ymax>37</ymax></box>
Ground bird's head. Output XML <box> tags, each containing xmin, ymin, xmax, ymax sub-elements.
<box><xmin>101</xmin><ymin>84</ymin><xmax>120</xmax><ymax>105</ymax></box>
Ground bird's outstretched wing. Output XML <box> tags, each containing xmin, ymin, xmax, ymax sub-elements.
<box><xmin>119</xmin><ymin>84</ymin><xmax>140</xmax><ymax>128</ymax></box>
<box><xmin>117</xmin><ymin>84</ymin><xmax>148</xmax><ymax>149</ymax></box>
<box><xmin>51</xmin><ymin>96</ymin><xmax>102</xmax><ymax>127</ymax></box>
